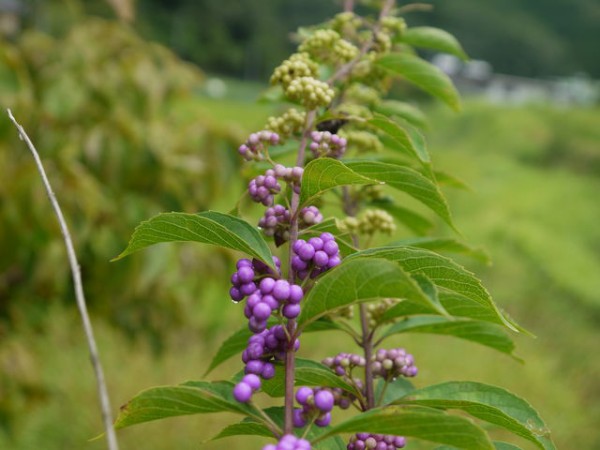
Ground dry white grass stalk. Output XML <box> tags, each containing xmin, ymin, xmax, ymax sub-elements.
<box><xmin>7</xmin><ymin>109</ymin><xmax>119</xmax><ymax>450</ymax></box>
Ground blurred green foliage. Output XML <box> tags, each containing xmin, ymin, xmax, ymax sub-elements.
<box><xmin>0</xmin><ymin>17</ymin><xmax>249</xmax><ymax>345</ymax></box>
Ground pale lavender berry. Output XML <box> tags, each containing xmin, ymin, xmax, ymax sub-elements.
<box><xmin>242</xmin><ymin>374</ymin><xmax>261</xmax><ymax>391</ymax></box>
<box><xmin>314</xmin><ymin>390</ymin><xmax>334</xmax><ymax>412</ymax></box>
<box><xmin>233</xmin><ymin>382</ymin><xmax>252</xmax><ymax>403</ymax></box>
<box><xmin>296</xmin><ymin>386</ymin><xmax>313</xmax><ymax>404</ymax></box>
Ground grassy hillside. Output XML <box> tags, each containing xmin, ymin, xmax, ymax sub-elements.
<box><xmin>1</xmin><ymin>95</ymin><xmax>599</xmax><ymax>449</ymax></box>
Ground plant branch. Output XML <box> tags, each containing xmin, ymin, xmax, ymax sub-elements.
<box><xmin>7</xmin><ymin>109</ymin><xmax>119</xmax><ymax>450</ymax></box>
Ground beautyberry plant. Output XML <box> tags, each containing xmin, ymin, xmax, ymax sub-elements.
<box><xmin>113</xmin><ymin>1</ymin><xmax>555</xmax><ymax>449</ymax></box>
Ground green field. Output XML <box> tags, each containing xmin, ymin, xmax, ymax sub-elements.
<box><xmin>1</xmin><ymin>83</ymin><xmax>599</xmax><ymax>449</ymax></box>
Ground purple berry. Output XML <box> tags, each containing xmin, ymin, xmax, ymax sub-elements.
<box><xmin>261</xmin><ymin>362</ymin><xmax>276</xmax><ymax>379</ymax></box>
<box><xmin>272</xmin><ymin>280</ymin><xmax>291</xmax><ymax>301</ymax></box>
<box><xmin>253</xmin><ymin>302</ymin><xmax>272</xmax><ymax>320</ymax></box>
<box><xmin>313</xmin><ymin>250</ymin><xmax>329</xmax><ymax>267</ymax></box>
<box><xmin>288</xmin><ymin>285</ymin><xmax>304</xmax><ymax>304</ymax></box>
<box><xmin>315</xmin><ymin>412</ymin><xmax>331</xmax><ymax>427</ymax></box>
<box><xmin>296</xmin><ymin>386</ymin><xmax>313</xmax><ymax>405</ymax></box>
<box><xmin>314</xmin><ymin>390</ymin><xmax>334</xmax><ymax>412</ymax></box>
<box><xmin>245</xmin><ymin>360</ymin><xmax>265</xmax><ymax>375</ymax></box>
<box><xmin>308</xmin><ymin>237</ymin><xmax>323</xmax><ymax>250</ymax></box>
<box><xmin>242</xmin><ymin>374</ymin><xmax>261</xmax><ymax>391</ymax></box>
<box><xmin>283</xmin><ymin>303</ymin><xmax>301</xmax><ymax>319</ymax></box>
<box><xmin>293</xmin><ymin>408</ymin><xmax>307</xmax><ymax>428</ymax></box>
<box><xmin>233</xmin><ymin>382</ymin><xmax>252</xmax><ymax>403</ymax></box>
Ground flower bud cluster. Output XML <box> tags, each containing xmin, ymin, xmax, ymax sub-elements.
<box><xmin>309</xmin><ymin>131</ymin><xmax>347</xmax><ymax>159</ymax></box>
<box><xmin>270</xmin><ymin>53</ymin><xmax>318</xmax><ymax>89</ymax></box>
<box><xmin>323</xmin><ymin>352</ymin><xmax>366</xmax><ymax>376</ymax></box>
<box><xmin>292</xmin><ymin>233</ymin><xmax>342</xmax><ymax>280</ymax></box>
<box><xmin>293</xmin><ymin>386</ymin><xmax>334</xmax><ymax>428</ymax></box>
<box><xmin>365</xmin><ymin>298</ymin><xmax>400</xmax><ymax>328</ymax></box>
<box><xmin>286</xmin><ymin>77</ymin><xmax>335</xmax><ymax>109</ymax></box>
<box><xmin>340</xmin><ymin>130</ymin><xmax>383</xmax><ymax>153</ymax></box>
<box><xmin>329</xmin><ymin>12</ymin><xmax>362</xmax><ymax>36</ymax></box>
<box><xmin>238</xmin><ymin>130</ymin><xmax>280</xmax><ymax>161</ymax></box>
<box><xmin>263</xmin><ymin>434</ymin><xmax>311</xmax><ymax>450</ymax></box>
<box><xmin>266</xmin><ymin>108</ymin><xmax>306</xmax><ymax>141</ymax></box>
<box><xmin>338</xmin><ymin>209</ymin><xmax>395</xmax><ymax>236</ymax></box>
<box><xmin>300</xmin><ymin>29</ymin><xmax>359</xmax><ymax>64</ymax></box>
<box><xmin>371</xmin><ymin>348</ymin><xmax>418</xmax><ymax>379</ymax></box>
<box><xmin>381</xmin><ymin>16</ymin><xmax>407</xmax><ymax>38</ymax></box>
<box><xmin>347</xmin><ymin>433</ymin><xmax>406</xmax><ymax>450</ymax></box>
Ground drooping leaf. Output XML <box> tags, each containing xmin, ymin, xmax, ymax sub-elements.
<box><xmin>299</xmin><ymin>158</ymin><xmax>377</xmax><ymax>206</ymax></box>
<box><xmin>390</xmin><ymin>237</ymin><xmax>491</xmax><ymax>265</ymax></box>
<box><xmin>348</xmin><ymin>246</ymin><xmax>523</xmax><ymax>332</ymax></box>
<box><xmin>371</xmin><ymin>200</ymin><xmax>434</xmax><ymax>236</ymax></box>
<box><xmin>433</xmin><ymin>170</ymin><xmax>472</xmax><ymax>191</ymax></box>
<box><xmin>402</xmin><ymin>27</ymin><xmax>468</xmax><ymax>60</ymax></box>
<box><xmin>260</xmin><ymin>359</ymin><xmax>358</xmax><ymax>398</ymax></box>
<box><xmin>379</xmin><ymin>316</ymin><xmax>517</xmax><ymax>357</ymax></box>
<box><xmin>376</xmin><ymin>53</ymin><xmax>461</xmax><ymax>111</ymax></box>
<box><xmin>345</xmin><ymin>161</ymin><xmax>455</xmax><ymax>229</ymax></box>
<box><xmin>396</xmin><ymin>382</ymin><xmax>555</xmax><ymax>450</ymax></box>
<box><xmin>114</xmin><ymin>211</ymin><xmax>275</xmax><ymax>269</ymax></box>
<box><xmin>115</xmin><ymin>381</ymin><xmax>261</xmax><ymax>429</ymax></box>
<box><xmin>298</xmin><ymin>257</ymin><xmax>446</xmax><ymax>328</ymax></box>
<box><xmin>210</xmin><ymin>420</ymin><xmax>272</xmax><ymax>440</ymax></box>
<box><xmin>367</xmin><ymin>113</ymin><xmax>430</xmax><ymax>163</ymax></box>
<box><xmin>314</xmin><ymin>406</ymin><xmax>494</xmax><ymax>449</ymax></box>
<box><xmin>374</xmin><ymin>100</ymin><xmax>428</xmax><ymax>129</ymax></box>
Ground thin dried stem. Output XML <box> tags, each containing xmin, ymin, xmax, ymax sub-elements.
<box><xmin>7</xmin><ymin>109</ymin><xmax>119</xmax><ymax>450</ymax></box>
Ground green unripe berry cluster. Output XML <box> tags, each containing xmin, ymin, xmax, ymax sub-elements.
<box><xmin>340</xmin><ymin>130</ymin><xmax>383</xmax><ymax>153</ymax></box>
<box><xmin>338</xmin><ymin>209</ymin><xmax>395</xmax><ymax>236</ymax></box>
<box><xmin>329</xmin><ymin>12</ymin><xmax>362</xmax><ymax>37</ymax></box>
<box><xmin>270</xmin><ymin>53</ymin><xmax>318</xmax><ymax>89</ymax></box>
<box><xmin>365</xmin><ymin>298</ymin><xmax>399</xmax><ymax>328</ymax></box>
<box><xmin>300</xmin><ymin>29</ymin><xmax>359</xmax><ymax>64</ymax></box>
<box><xmin>286</xmin><ymin>77</ymin><xmax>335</xmax><ymax>109</ymax></box>
<box><xmin>266</xmin><ymin>108</ymin><xmax>306</xmax><ymax>141</ymax></box>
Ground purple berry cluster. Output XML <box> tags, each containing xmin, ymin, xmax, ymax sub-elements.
<box><xmin>273</xmin><ymin>164</ymin><xmax>304</xmax><ymax>194</ymax></box>
<box><xmin>259</xmin><ymin>205</ymin><xmax>291</xmax><ymax>238</ymax></box>
<box><xmin>371</xmin><ymin>348</ymin><xmax>418</xmax><ymax>379</ymax></box>
<box><xmin>322</xmin><ymin>352</ymin><xmax>366</xmax><ymax>377</ymax></box>
<box><xmin>249</xmin><ymin>172</ymin><xmax>282</xmax><ymax>206</ymax></box>
<box><xmin>347</xmin><ymin>433</ymin><xmax>406</xmax><ymax>450</ymax></box>
<box><xmin>293</xmin><ymin>387</ymin><xmax>334</xmax><ymax>428</ymax></box>
<box><xmin>229</xmin><ymin>257</ymin><xmax>282</xmax><ymax>303</ymax></box>
<box><xmin>309</xmin><ymin>131</ymin><xmax>347</xmax><ymax>159</ymax></box>
<box><xmin>292</xmin><ymin>232</ymin><xmax>341</xmax><ymax>280</ymax></box>
<box><xmin>263</xmin><ymin>434</ymin><xmax>311</xmax><ymax>450</ymax></box>
<box><xmin>239</xmin><ymin>130</ymin><xmax>280</xmax><ymax>161</ymax></box>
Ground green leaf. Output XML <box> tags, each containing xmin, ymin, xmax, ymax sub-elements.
<box><xmin>379</xmin><ymin>316</ymin><xmax>517</xmax><ymax>357</ymax></box>
<box><xmin>435</xmin><ymin>443</ymin><xmax>522</xmax><ymax>450</ymax></box>
<box><xmin>298</xmin><ymin>257</ymin><xmax>446</xmax><ymax>328</ymax></box>
<box><xmin>376</xmin><ymin>53</ymin><xmax>461</xmax><ymax>111</ymax></box>
<box><xmin>260</xmin><ymin>359</ymin><xmax>358</xmax><ymax>397</ymax></box>
<box><xmin>381</xmin><ymin>299</ymin><xmax>437</xmax><ymax>320</ymax></box>
<box><xmin>115</xmin><ymin>381</ymin><xmax>260</xmax><ymax>429</ymax></box>
<box><xmin>345</xmin><ymin>161</ymin><xmax>455</xmax><ymax>229</ymax></box>
<box><xmin>433</xmin><ymin>170</ymin><xmax>472</xmax><ymax>191</ymax></box>
<box><xmin>402</xmin><ymin>27</ymin><xmax>468</xmax><ymax>60</ymax></box>
<box><xmin>371</xmin><ymin>200</ymin><xmax>434</xmax><ymax>236</ymax></box>
<box><xmin>347</xmin><ymin>246</ymin><xmax>522</xmax><ymax>332</ymax></box>
<box><xmin>396</xmin><ymin>382</ymin><xmax>555</xmax><ymax>450</ymax></box>
<box><xmin>114</xmin><ymin>211</ymin><xmax>275</xmax><ymax>269</ymax></box>
<box><xmin>390</xmin><ymin>237</ymin><xmax>491</xmax><ymax>265</ymax></box>
<box><xmin>315</xmin><ymin>406</ymin><xmax>494</xmax><ymax>449</ymax></box>
<box><xmin>210</xmin><ymin>420</ymin><xmax>272</xmax><ymax>440</ymax></box>
<box><xmin>367</xmin><ymin>113</ymin><xmax>430</xmax><ymax>163</ymax></box>
<box><xmin>204</xmin><ymin>327</ymin><xmax>253</xmax><ymax>376</ymax></box>
<box><xmin>300</xmin><ymin>158</ymin><xmax>377</xmax><ymax>206</ymax></box>
<box><xmin>375</xmin><ymin>378</ymin><xmax>415</xmax><ymax>406</ymax></box>
<box><xmin>374</xmin><ymin>100</ymin><xmax>428</xmax><ymax>129</ymax></box>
